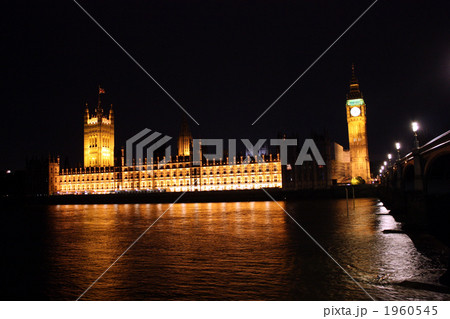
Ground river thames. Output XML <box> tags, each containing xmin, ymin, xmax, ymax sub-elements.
<box><xmin>1</xmin><ymin>198</ymin><xmax>449</xmax><ymax>300</ymax></box>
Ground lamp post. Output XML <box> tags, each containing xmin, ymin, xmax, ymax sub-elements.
<box><xmin>395</xmin><ymin>142</ymin><xmax>401</xmax><ymax>160</ymax></box>
<box><xmin>387</xmin><ymin>153</ymin><xmax>392</xmax><ymax>166</ymax></box>
<box><xmin>412</xmin><ymin>122</ymin><xmax>419</xmax><ymax>148</ymax></box>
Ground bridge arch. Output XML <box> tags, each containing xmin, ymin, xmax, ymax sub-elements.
<box><xmin>402</xmin><ymin>164</ymin><xmax>415</xmax><ymax>192</ymax></box>
<box><xmin>425</xmin><ymin>152</ymin><xmax>450</xmax><ymax>195</ymax></box>
<box><xmin>389</xmin><ymin>167</ymin><xmax>400</xmax><ymax>188</ymax></box>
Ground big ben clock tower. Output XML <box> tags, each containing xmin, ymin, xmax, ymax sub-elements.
<box><xmin>346</xmin><ymin>64</ymin><xmax>371</xmax><ymax>182</ymax></box>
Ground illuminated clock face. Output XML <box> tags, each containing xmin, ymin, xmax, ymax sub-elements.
<box><xmin>350</xmin><ymin>107</ymin><xmax>361</xmax><ymax>117</ymax></box>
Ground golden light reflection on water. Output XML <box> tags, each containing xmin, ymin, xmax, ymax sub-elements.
<box><xmin>43</xmin><ymin>200</ymin><xmax>448</xmax><ymax>301</ymax></box>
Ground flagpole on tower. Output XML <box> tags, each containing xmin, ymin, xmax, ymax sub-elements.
<box><xmin>98</xmin><ymin>85</ymin><xmax>105</xmax><ymax>110</ymax></box>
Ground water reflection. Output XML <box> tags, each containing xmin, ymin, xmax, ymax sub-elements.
<box><xmin>2</xmin><ymin>199</ymin><xmax>448</xmax><ymax>300</ymax></box>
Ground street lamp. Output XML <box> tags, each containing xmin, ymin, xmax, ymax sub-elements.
<box><xmin>383</xmin><ymin>161</ymin><xmax>387</xmax><ymax>166</ymax></box>
<box><xmin>412</xmin><ymin>122</ymin><xmax>419</xmax><ymax>148</ymax></box>
<box><xmin>395</xmin><ymin>142</ymin><xmax>401</xmax><ymax>159</ymax></box>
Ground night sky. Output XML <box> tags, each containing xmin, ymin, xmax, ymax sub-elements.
<box><xmin>1</xmin><ymin>0</ymin><xmax>449</xmax><ymax>170</ymax></box>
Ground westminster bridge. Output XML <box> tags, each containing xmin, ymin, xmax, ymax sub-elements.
<box><xmin>379</xmin><ymin>129</ymin><xmax>450</xmax><ymax>247</ymax></box>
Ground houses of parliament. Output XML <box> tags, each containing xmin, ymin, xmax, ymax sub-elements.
<box><xmin>48</xmin><ymin>66</ymin><xmax>371</xmax><ymax>195</ymax></box>
<box><xmin>48</xmin><ymin>88</ymin><xmax>283</xmax><ymax>194</ymax></box>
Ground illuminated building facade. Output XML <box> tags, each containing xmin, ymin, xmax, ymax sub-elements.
<box><xmin>48</xmin><ymin>68</ymin><xmax>371</xmax><ymax>195</ymax></box>
<box><xmin>346</xmin><ymin>64</ymin><xmax>371</xmax><ymax>181</ymax></box>
<box><xmin>52</xmin><ymin>155</ymin><xmax>282</xmax><ymax>195</ymax></box>
<box><xmin>331</xmin><ymin>65</ymin><xmax>371</xmax><ymax>183</ymax></box>
<box><xmin>50</xmin><ymin>154</ymin><xmax>282</xmax><ymax>195</ymax></box>
<box><xmin>49</xmin><ymin>89</ymin><xmax>282</xmax><ymax>195</ymax></box>
<box><xmin>330</xmin><ymin>142</ymin><xmax>351</xmax><ymax>184</ymax></box>
<box><xmin>84</xmin><ymin>87</ymin><xmax>114</xmax><ymax>167</ymax></box>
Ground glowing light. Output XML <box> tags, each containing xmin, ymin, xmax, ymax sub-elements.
<box><xmin>395</xmin><ymin>142</ymin><xmax>401</xmax><ymax>150</ymax></box>
<box><xmin>350</xmin><ymin>107</ymin><xmax>361</xmax><ymax>117</ymax></box>
<box><xmin>346</xmin><ymin>91</ymin><xmax>370</xmax><ymax>182</ymax></box>
<box><xmin>411</xmin><ymin>122</ymin><xmax>419</xmax><ymax>133</ymax></box>
<box><xmin>383</xmin><ymin>161</ymin><xmax>387</xmax><ymax>166</ymax></box>
<box><xmin>54</xmin><ymin>159</ymin><xmax>283</xmax><ymax>194</ymax></box>
<box><xmin>387</xmin><ymin>154</ymin><xmax>392</xmax><ymax>160</ymax></box>
<box><xmin>87</xmin><ymin>118</ymin><xmax>98</xmax><ymax>124</ymax></box>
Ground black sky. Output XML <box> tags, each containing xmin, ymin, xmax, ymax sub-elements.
<box><xmin>1</xmin><ymin>0</ymin><xmax>449</xmax><ymax>170</ymax></box>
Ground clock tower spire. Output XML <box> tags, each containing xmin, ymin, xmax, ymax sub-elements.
<box><xmin>348</xmin><ymin>63</ymin><xmax>363</xmax><ymax>99</ymax></box>
<box><xmin>346</xmin><ymin>64</ymin><xmax>371</xmax><ymax>182</ymax></box>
